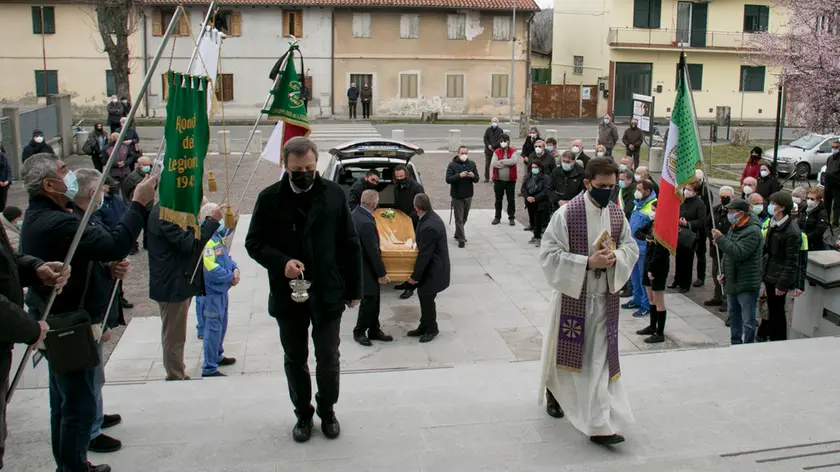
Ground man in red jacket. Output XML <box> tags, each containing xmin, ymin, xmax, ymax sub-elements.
<box><xmin>491</xmin><ymin>133</ymin><xmax>518</xmax><ymax>226</ymax></box>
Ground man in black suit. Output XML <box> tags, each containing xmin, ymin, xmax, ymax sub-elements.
<box><xmin>245</xmin><ymin>137</ymin><xmax>363</xmax><ymax>444</ymax></box>
<box><xmin>351</xmin><ymin>189</ymin><xmax>393</xmax><ymax>347</ymax></box>
<box><xmin>348</xmin><ymin>169</ymin><xmax>380</xmax><ymax>211</ymax></box>
<box><xmin>406</xmin><ymin>194</ymin><xmax>451</xmax><ymax>343</ymax></box>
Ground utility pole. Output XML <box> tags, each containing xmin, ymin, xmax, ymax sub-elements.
<box><xmin>509</xmin><ymin>0</ymin><xmax>517</xmax><ymax>126</ymax></box>
<box><xmin>772</xmin><ymin>80</ymin><xmax>784</xmax><ymax>175</ymax></box>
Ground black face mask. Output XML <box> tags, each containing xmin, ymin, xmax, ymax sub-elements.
<box><xmin>396</xmin><ymin>179</ymin><xmax>407</xmax><ymax>187</ymax></box>
<box><xmin>290</xmin><ymin>170</ymin><xmax>315</xmax><ymax>190</ymax></box>
<box><xmin>720</xmin><ymin>196</ymin><xmax>731</xmax><ymax>207</ymax></box>
<box><xmin>366</xmin><ymin>180</ymin><xmax>378</xmax><ymax>189</ymax></box>
<box><xmin>588</xmin><ymin>187</ymin><xmax>613</xmax><ymax>208</ymax></box>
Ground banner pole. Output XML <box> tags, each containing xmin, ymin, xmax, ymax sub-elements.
<box><xmin>151</xmin><ymin>1</ymin><xmax>216</xmax><ymax>170</ymax></box>
<box><xmin>6</xmin><ymin>6</ymin><xmax>186</xmax><ymax>404</ymax></box>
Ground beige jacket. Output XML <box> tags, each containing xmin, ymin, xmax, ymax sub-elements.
<box><xmin>1</xmin><ymin>215</ymin><xmax>20</xmax><ymax>252</ymax></box>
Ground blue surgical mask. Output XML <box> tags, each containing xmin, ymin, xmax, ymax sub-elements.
<box><xmin>491</xmin><ymin>122</ymin><xmax>498</xmax><ymax>128</ymax></box>
<box><xmin>547</xmin><ymin>145</ymin><xmax>554</xmax><ymax>152</ymax></box>
<box><xmin>619</xmin><ymin>164</ymin><xmax>627</xmax><ymax>172</ymax></box>
<box><xmin>767</xmin><ymin>203</ymin><xmax>777</xmax><ymax>215</ymax></box>
<box><xmin>618</xmin><ymin>180</ymin><xmax>627</xmax><ymax>189</ymax></box>
<box><xmin>561</xmin><ymin>162</ymin><xmax>573</xmax><ymax>172</ymax></box>
<box><xmin>141</xmin><ymin>165</ymin><xmax>151</xmax><ymax>174</ymax></box>
<box><xmin>531</xmin><ymin>168</ymin><xmax>539</xmax><ymax>175</ymax></box>
<box><xmin>63</xmin><ymin>171</ymin><xmax>79</xmax><ymax>200</ymax></box>
<box><xmin>751</xmin><ymin>205</ymin><xmax>763</xmax><ymax>215</ymax></box>
<box><xmin>15</xmin><ymin>220</ymin><xmax>22</xmax><ymax>229</ymax></box>
<box><xmin>727</xmin><ymin>213</ymin><xmax>739</xmax><ymax>224</ymax></box>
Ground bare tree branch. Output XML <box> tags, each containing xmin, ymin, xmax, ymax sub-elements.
<box><xmin>531</xmin><ymin>9</ymin><xmax>552</xmax><ymax>53</ymax></box>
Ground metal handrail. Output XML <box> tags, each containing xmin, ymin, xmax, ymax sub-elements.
<box><xmin>607</xmin><ymin>27</ymin><xmax>760</xmax><ymax>49</ymax></box>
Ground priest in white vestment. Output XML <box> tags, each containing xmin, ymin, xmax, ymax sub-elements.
<box><xmin>537</xmin><ymin>157</ymin><xmax>639</xmax><ymax>445</ymax></box>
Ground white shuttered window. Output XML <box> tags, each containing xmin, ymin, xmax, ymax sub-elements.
<box><xmin>400</xmin><ymin>14</ymin><xmax>419</xmax><ymax>39</ymax></box>
<box><xmin>447</xmin><ymin>13</ymin><xmax>466</xmax><ymax>40</ymax></box>
<box><xmin>493</xmin><ymin>16</ymin><xmax>511</xmax><ymax>40</ymax></box>
<box><xmin>352</xmin><ymin>12</ymin><xmax>372</xmax><ymax>38</ymax></box>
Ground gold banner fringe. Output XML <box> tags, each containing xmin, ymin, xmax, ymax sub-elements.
<box><xmin>159</xmin><ymin>206</ymin><xmax>200</xmax><ymax>239</ymax></box>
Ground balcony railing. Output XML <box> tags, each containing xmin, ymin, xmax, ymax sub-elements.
<box><xmin>607</xmin><ymin>27</ymin><xmax>760</xmax><ymax>51</ymax></box>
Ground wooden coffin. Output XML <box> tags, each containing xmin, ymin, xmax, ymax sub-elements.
<box><xmin>373</xmin><ymin>208</ymin><xmax>418</xmax><ymax>282</ymax></box>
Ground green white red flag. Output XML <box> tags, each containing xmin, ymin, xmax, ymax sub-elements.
<box><xmin>653</xmin><ymin>53</ymin><xmax>703</xmax><ymax>255</ymax></box>
<box><xmin>260</xmin><ymin>44</ymin><xmax>310</xmax><ymax>170</ymax></box>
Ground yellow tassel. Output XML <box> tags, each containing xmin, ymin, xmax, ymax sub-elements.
<box><xmin>224</xmin><ymin>207</ymin><xmax>236</xmax><ymax>229</ymax></box>
<box><xmin>207</xmin><ymin>170</ymin><xmax>217</xmax><ymax>192</ymax></box>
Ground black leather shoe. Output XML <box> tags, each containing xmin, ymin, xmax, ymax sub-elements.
<box><xmin>219</xmin><ymin>357</ymin><xmax>236</xmax><ymax>366</ymax></box>
<box><xmin>321</xmin><ymin>416</ymin><xmax>341</xmax><ymax>439</ymax></box>
<box><xmin>458</xmin><ymin>241</ymin><xmax>465</xmax><ymax>248</ymax></box>
<box><xmin>590</xmin><ymin>434</ymin><xmax>625</xmax><ymax>446</ymax></box>
<box><xmin>523</xmin><ymin>226</ymin><xmax>532</xmax><ymax>231</ymax></box>
<box><xmin>88</xmin><ymin>463</ymin><xmax>112</xmax><ymax>472</ymax></box>
<box><xmin>491</xmin><ymin>218</ymin><xmax>501</xmax><ymax>225</ymax></box>
<box><xmin>120</xmin><ymin>298</ymin><xmax>133</xmax><ymax>309</ymax></box>
<box><xmin>89</xmin><ymin>434</ymin><xmax>122</xmax><ymax>453</ymax></box>
<box><xmin>419</xmin><ymin>332</ymin><xmax>438</xmax><ymax>343</ymax></box>
<box><xmin>704</xmin><ymin>298</ymin><xmax>722</xmax><ymax>307</ymax></box>
<box><xmin>678</xmin><ymin>288</ymin><xmax>690</xmax><ymax>294</ymax></box>
<box><xmin>644</xmin><ymin>334</ymin><xmax>665</xmax><ymax>344</ymax></box>
<box><xmin>354</xmin><ymin>334</ymin><xmax>372</xmax><ymax>346</ymax></box>
<box><xmin>509</xmin><ymin>219</ymin><xmax>516</xmax><ymax>226</ymax></box>
<box><xmin>399</xmin><ymin>289</ymin><xmax>415</xmax><ymax>300</ymax></box>
<box><xmin>693</xmin><ymin>279</ymin><xmax>705</xmax><ymax>287</ymax></box>
<box><xmin>667</xmin><ymin>282</ymin><xmax>679</xmax><ymax>289</ymax></box>
<box><xmin>394</xmin><ymin>282</ymin><xmax>410</xmax><ymax>290</ymax></box>
<box><xmin>636</xmin><ymin>326</ymin><xmax>655</xmax><ymax>336</ymax></box>
<box><xmin>102</xmin><ymin>414</ymin><xmax>121</xmax><ymax>429</ymax></box>
<box><xmin>719</xmin><ymin>305</ymin><xmax>728</xmax><ymax>313</ymax></box>
<box><xmin>406</xmin><ymin>327</ymin><xmax>425</xmax><ymax>337</ymax></box>
<box><xmin>201</xmin><ymin>371</ymin><xmax>226</xmax><ymax>377</ymax></box>
<box><xmin>368</xmin><ymin>330</ymin><xmax>393</xmax><ymax>342</ymax></box>
<box><xmin>293</xmin><ymin>418</ymin><xmax>313</xmax><ymax>443</ymax></box>
<box><xmin>545</xmin><ymin>390</ymin><xmax>564</xmax><ymax>418</ymax></box>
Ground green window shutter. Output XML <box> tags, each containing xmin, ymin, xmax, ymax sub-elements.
<box><xmin>650</xmin><ymin>0</ymin><xmax>662</xmax><ymax>28</ymax></box>
<box><xmin>106</xmin><ymin>70</ymin><xmax>116</xmax><ymax>97</ymax></box>
<box><xmin>758</xmin><ymin>6</ymin><xmax>769</xmax><ymax>31</ymax></box>
<box><xmin>633</xmin><ymin>0</ymin><xmax>650</xmax><ymax>28</ymax></box>
<box><xmin>43</xmin><ymin>7</ymin><xmax>55</xmax><ymax>34</ymax></box>
<box><xmin>48</xmin><ymin>71</ymin><xmax>58</xmax><ymax>95</ymax></box>
<box><xmin>32</xmin><ymin>7</ymin><xmax>41</xmax><ymax>34</ymax></box>
<box><xmin>689</xmin><ymin>64</ymin><xmax>703</xmax><ymax>90</ymax></box>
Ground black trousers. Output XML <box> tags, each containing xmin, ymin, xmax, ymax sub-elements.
<box><xmin>494</xmin><ymin>180</ymin><xmax>516</xmax><ymax>220</ymax></box>
<box><xmin>349</xmin><ymin>101</ymin><xmax>357</xmax><ymax>118</ymax></box>
<box><xmin>362</xmin><ymin>102</ymin><xmax>371</xmax><ymax>118</ymax></box>
<box><xmin>484</xmin><ymin>154</ymin><xmax>493</xmax><ymax>181</ymax></box>
<box><xmin>418</xmin><ymin>293</ymin><xmax>439</xmax><ymax>334</ymax></box>
<box><xmin>525</xmin><ymin>199</ymin><xmax>536</xmax><ymax>229</ymax></box>
<box><xmin>826</xmin><ymin>185</ymin><xmax>840</xmax><ymax>226</ymax></box>
<box><xmin>674</xmin><ymin>242</ymin><xmax>695</xmax><ymax>290</ymax></box>
<box><xmin>629</xmin><ymin>149</ymin><xmax>640</xmax><ymax>169</ymax></box>
<box><xmin>710</xmin><ymin>238</ymin><xmax>724</xmax><ymax>300</ymax></box>
<box><xmin>276</xmin><ymin>313</ymin><xmax>341</xmax><ymax>420</ymax></box>
<box><xmin>354</xmin><ymin>292</ymin><xmax>381</xmax><ymax>336</ymax></box>
<box><xmin>760</xmin><ymin>282</ymin><xmax>789</xmax><ymax>341</ymax></box>
<box><xmin>0</xmin><ymin>185</ymin><xmax>8</xmax><ymax>212</ymax></box>
<box><xmin>695</xmin><ymin>233</ymin><xmax>707</xmax><ymax>279</ymax></box>
<box><xmin>526</xmin><ymin>202</ymin><xmax>546</xmax><ymax>239</ymax></box>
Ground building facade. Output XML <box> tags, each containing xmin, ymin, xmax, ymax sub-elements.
<box><xmin>140</xmin><ymin>2</ymin><xmax>334</xmax><ymax>118</ymax></box>
<box><xmin>552</xmin><ymin>0</ymin><xmax>788</xmax><ymax>121</ymax></box>
<box><xmin>332</xmin><ymin>4</ymin><xmax>537</xmax><ymax>118</ymax></box>
<box><xmin>0</xmin><ymin>2</ymin><xmax>144</xmax><ymax>116</ymax></box>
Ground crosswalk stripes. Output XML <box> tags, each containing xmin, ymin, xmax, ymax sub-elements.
<box><xmin>307</xmin><ymin>123</ymin><xmax>381</xmax><ymax>142</ymax></box>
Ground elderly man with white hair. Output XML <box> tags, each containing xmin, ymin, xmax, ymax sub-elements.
<box><xmin>571</xmin><ymin>139</ymin><xmax>591</xmax><ymax>169</ymax></box>
<box><xmin>706</xmin><ymin>185</ymin><xmax>735</xmax><ymax>312</ymax></box>
<box><xmin>742</xmin><ymin>176</ymin><xmax>758</xmax><ymax>200</ymax></box>
<box><xmin>195</xmin><ymin>202</ymin><xmax>240</xmax><ymax>377</ymax></box>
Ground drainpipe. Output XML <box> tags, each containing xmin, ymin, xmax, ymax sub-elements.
<box><xmin>525</xmin><ymin>13</ymin><xmax>534</xmax><ymax>121</ymax></box>
<box><xmin>330</xmin><ymin>8</ymin><xmax>336</xmax><ymax>117</ymax></box>
<box><xmin>142</xmin><ymin>10</ymin><xmax>149</xmax><ymax>117</ymax></box>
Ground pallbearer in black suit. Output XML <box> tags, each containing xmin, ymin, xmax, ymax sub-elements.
<box><xmin>351</xmin><ymin>189</ymin><xmax>394</xmax><ymax>347</ymax></box>
<box><xmin>406</xmin><ymin>194</ymin><xmax>451</xmax><ymax>343</ymax></box>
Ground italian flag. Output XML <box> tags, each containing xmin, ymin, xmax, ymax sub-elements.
<box><xmin>260</xmin><ymin>44</ymin><xmax>311</xmax><ymax>172</ymax></box>
<box><xmin>653</xmin><ymin>53</ymin><xmax>703</xmax><ymax>255</ymax></box>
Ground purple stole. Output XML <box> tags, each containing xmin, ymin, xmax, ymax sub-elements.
<box><xmin>556</xmin><ymin>193</ymin><xmax>624</xmax><ymax>382</ymax></box>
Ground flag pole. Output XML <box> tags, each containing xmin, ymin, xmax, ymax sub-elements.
<box><xmin>682</xmin><ymin>51</ymin><xmax>723</xmax><ymax>275</ymax></box>
<box><xmin>151</xmin><ymin>1</ymin><xmax>217</xmax><ymax>171</ymax></box>
<box><xmin>6</xmin><ymin>6</ymin><xmax>186</xmax><ymax>404</ymax></box>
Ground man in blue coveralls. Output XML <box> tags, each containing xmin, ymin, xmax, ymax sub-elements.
<box><xmin>198</xmin><ymin>203</ymin><xmax>240</xmax><ymax>377</ymax></box>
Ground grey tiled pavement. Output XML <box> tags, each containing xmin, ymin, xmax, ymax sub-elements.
<box><xmin>5</xmin><ymin>336</ymin><xmax>840</xmax><ymax>471</ymax></box>
<box><xmin>91</xmin><ymin>210</ymin><xmax>731</xmax><ymax>383</ymax></box>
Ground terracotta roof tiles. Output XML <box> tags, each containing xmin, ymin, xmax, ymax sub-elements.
<box><xmin>139</xmin><ymin>0</ymin><xmax>539</xmax><ymax>11</ymax></box>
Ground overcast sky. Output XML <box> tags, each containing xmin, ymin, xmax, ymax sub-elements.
<box><xmin>537</xmin><ymin>0</ymin><xmax>553</xmax><ymax>9</ymax></box>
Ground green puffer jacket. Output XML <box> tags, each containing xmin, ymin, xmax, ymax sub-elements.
<box><xmin>716</xmin><ymin>214</ymin><xmax>764</xmax><ymax>295</ymax></box>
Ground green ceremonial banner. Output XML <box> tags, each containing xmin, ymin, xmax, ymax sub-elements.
<box><xmin>160</xmin><ymin>71</ymin><xmax>210</xmax><ymax>238</ymax></box>
<box><xmin>261</xmin><ymin>44</ymin><xmax>309</xmax><ymax>128</ymax></box>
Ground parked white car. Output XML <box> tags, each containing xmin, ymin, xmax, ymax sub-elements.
<box><xmin>819</xmin><ymin>165</ymin><xmax>826</xmax><ymax>189</ymax></box>
<box><xmin>764</xmin><ymin>133</ymin><xmax>840</xmax><ymax>178</ymax></box>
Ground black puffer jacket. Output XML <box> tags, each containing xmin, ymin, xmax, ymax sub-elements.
<box><xmin>755</xmin><ymin>174</ymin><xmax>782</xmax><ymax>201</ymax></box>
<box><xmin>680</xmin><ymin>195</ymin><xmax>707</xmax><ymax>236</ymax></box>
<box><xmin>521</xmin><ymin>171</ymin><xmax>552</xmax><ymax>212</ymax></box>
<box><xmin>548</xmin><ymin>163</ymin><xmax>585</xmax><ymax>207</ymax></box>
<box><xmin>762</xmin><ymin>216</ymin><xmax>802</xmax><ymax>292</ymax></box>
<box><xmin>800</xmin><ymin>202</ymin><xmax>828</xmax><ymax>251</ymax></box>
<box><xmin>445</xmin><ymin>156</ymin><xmax>480</xmax><ymax>200</ymax></box>
<box><xmin>393</xmin><ymin>178</ymin><xmax>424</xmax><ymax>222</ymax></box>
